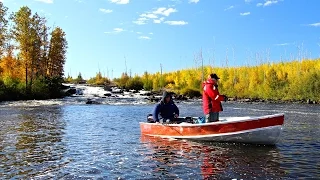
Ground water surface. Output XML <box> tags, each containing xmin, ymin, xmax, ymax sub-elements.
<box><xmin>1</xmin><ymin>97</ymin><xmax>319</xmax><ymax>179</ymax></box>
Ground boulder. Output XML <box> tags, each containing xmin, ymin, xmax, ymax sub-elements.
<box><xmin>64</xmin><ymin>88</ymin><xmax>76</xmax><ymax>96</ymax></box>
<box><xmin>86</xmin><ymin>99</ymin><xmax>101</xmax><ymax>104</ymax></box>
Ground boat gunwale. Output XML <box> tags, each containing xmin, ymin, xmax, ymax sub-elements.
<box><xmin>139</xmin><ymin>113</ymin><xmax>285</xmax><ymax>127</ymax></box>
<box><xmin>142</xmin><ymin>125</ymin><xmax>283</xmax><ymax>139</ymax></box>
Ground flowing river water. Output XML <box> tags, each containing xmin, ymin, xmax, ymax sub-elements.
<box><xmin>0</xmin><ymin>85</ymin><xmax>319</xmax><ymax>179</ymax></box>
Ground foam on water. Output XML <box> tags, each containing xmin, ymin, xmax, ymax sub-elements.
<box><xmin>0</xmin><ymin>84</ymin><xmax>153</xmax><ymax>107</ymax></box>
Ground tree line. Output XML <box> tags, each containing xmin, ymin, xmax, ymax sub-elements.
<box><xmin>0</xmin><ymin>3</ymin><xmax>68</xmax><ymax>101</ymax></box>
<box><xmin>85</xmin><ymin>58</ymin><xmax>320</xmax><ymax>102</ymax></box>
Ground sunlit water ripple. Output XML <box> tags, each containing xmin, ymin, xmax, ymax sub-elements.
<box><xmin>1</xmin><ymin>86</ymin><xmax>319</xmax><ymax>179</ymax></box>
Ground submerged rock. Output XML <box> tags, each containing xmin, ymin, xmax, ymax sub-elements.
<box><xmin>86</xmin><ymin>99</ymin><xmax>101</xmax><ymax>104</ymax></box>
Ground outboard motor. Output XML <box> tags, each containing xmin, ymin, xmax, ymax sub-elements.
<box><xmin>185</xmin><ymin>117</ymin><xmax>193</xmax><ymax>123</ymax></box>
<box><xmin>147</xmin><ymin>114</ymin><xmax>154</xmax><ymax>123</ymax></box>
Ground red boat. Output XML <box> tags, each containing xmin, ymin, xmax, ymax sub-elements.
<box><xmin>140</xmin><ymin>113</ymin><xmax>285</xmax><ymax>145</ymax></box>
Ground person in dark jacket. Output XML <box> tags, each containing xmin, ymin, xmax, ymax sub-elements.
<box><xmin>202</xmin><ymin>73</ymin><xmax>227</xmax><ymax>122</ymax></box>
<box><xmin>152</xmin><ymin>91</ymin><xmax>179</xmax><ymax>123</ymax></box>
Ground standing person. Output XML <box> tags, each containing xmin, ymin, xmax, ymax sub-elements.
<box><xmin>202</xmin><ymin>73</ymin><xmax>227</xmax><ymax>122</ymax></box>
<box><xmin>152</xmin><ymin>91</ymin><xmax>179</xmax><ymax>123</ymax></box>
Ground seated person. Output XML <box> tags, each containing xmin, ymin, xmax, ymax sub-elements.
<box><xmin>151</xmin><ymin>91</ymin><xmax>179</xmax><ymax>123</ymax></box>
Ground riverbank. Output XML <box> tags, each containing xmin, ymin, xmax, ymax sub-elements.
<box><xmin>0</xmin><ymin>84</ymin><xmax>68</xmax><ymax>102</ymax></box>
<box><xmin>1</xmin><ymin>83</ymin><xmax>319</xmax><ymax>105</ymax></box>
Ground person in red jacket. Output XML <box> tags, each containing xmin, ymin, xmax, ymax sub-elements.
<box><xmin>202</xmin><ymin>73</ymin><xmax>227</xmax><ymax>122</ymax></box>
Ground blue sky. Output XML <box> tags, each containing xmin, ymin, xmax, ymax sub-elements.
<box><xmin>2</xmin><ymin>0</ymin><xmax>320</xmax><ymax>79</ymax></box>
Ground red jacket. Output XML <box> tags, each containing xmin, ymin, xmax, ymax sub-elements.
<box><xmin>202</xmin><ymin>79</ymin><xmax>225</xmax><ymax>114</ymax></box>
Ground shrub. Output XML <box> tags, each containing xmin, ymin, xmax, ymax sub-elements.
<box><xmin>180</xmin><ymin>87</ymin><xmax>202</xmax><ymax>98</ymax></box>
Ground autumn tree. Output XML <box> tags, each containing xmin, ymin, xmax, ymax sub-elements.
<box><xmin>47</xmin><ymin>27</ymin><xmax>67</xmax><ymax>77</ymax></box>
<box><xmin>126</xmin><ymin>75</ymin><xmax>143</xmax><ymax>90</ymax></box>
<box><xmin>0</xmin><ymin>5</ymin><xmax>68</xmax><ymax>101</ymax></box>
<box><xmin>87</xmin><ymin>71</ymin><xmax>111</xmax><ymax>85</ymax></box>
<box><xmin>31</xmin><ymin>13</ymin><xmax>49</xmax><ymax>77</ymax></box>
<box><xmin>0</xmin><ymin>47</ymin><xmax>21</xmax><ymax>78</ymax></box>
<box><xmin>141</xmin><ymin>71</ymin><xmax>153</xmax><ymax>90</ymax></box>
<box><xmin>114</xmin><ymin>72</ymin><xmax>130</xmax><ymax>89</ymax></box>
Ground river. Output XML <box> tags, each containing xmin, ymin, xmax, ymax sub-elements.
<box><xmin>0</xmin><ymin>85</ymin><xmax>319</xmax><ymax>179</ymax></box>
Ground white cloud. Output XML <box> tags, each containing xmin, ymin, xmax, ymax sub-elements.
<box><xmin>133</xmin><ymin>21</ymin><xmax>146</xmax><ymax>25</ymax></box>
<box><xmin>257</xmin><ymin>0</ymin><xmax>279</xmax><ymax>7</ymax></box>
<box><xmin>139</xmin><ymin>36</ymin><xmax>151</xmax><ymax>40</ymax></box>
<box><xmin>240</xmin><ymin>12</ymin><xmax>250</xmax><ymax>16</ymax></box>
<box><xmin>104</xmin><ymin>28</ymin><xmax>125</xmax><ymax>34</ymax></box>
<box><xmin>189</xmin><ymin>0</ymin><xmax>199</xmax><ymax>3</ymax></box>
<box><xmin>164</xmin><ymin>20</ymin><xmax>188</xmax><ymax>25</ymax></box>
<box><xmin>99</xmin><ymin>8</ymin><xmax>113</xmax><ymax>13</ymax></box>
<box><xmin>308</xmin><ymin>22</ymin><xmax>320</xmax><ymax>27</ymax></box>
<box><xmin>245</xmin><ymin>0</ymin><xmax>252</xmax><ymax>2</ymax></box>
<box><xmin>133</xmin><ymin>17</ymin><xmax>148</xmax><ymax>25</ymax></box>
<box><xmin>136</xmin><ymin>32</ymin><xmax>142</xmax><ymax>34</ymax></box>
<box><xmin>133</xmin><ymin>7</ymin><xmax>177</xmax><ymax>25</ymax></box>
<box><xmin>140</xmin><ymin>13</ymin><xmax>158</xmax><ymax>19</ymax></box>
<box><xmin>149</xmin><ymin>32</ymin><xmax>153</xmax><ymax>35</ymax></box>
<box><xmin>153</xmin><ymin>7</ymin><xmax>177</xmax><ymax>16</ymax></box>
<box><xmin>275</xmin><ymin>43</ymin><xmax>290</xmax><ymax>46</ymax></box>
<box><xmin>35</xmin><ymin>0</ymin><xmax>53</xmax><ymax>3</ymax></box>
<box><xmin>224</xmin><ymin>6</ymin><xmax>234</xmax><ymax>11</ymax></box>
<box><xmin>153</xmin><ymin>19</ymin><xmax>161</xmax><ymax>24</ymax></box>
<box><xmin>153</xmin><ymin>17</ymin><xmax>165</xmax><ymax>24</ymax></box>
<box><xmin>114</xmin><ymin>28</ymin><xmax>124</xmax><ymax>32</ymax></box>
<box><xmin>264</xmin><ymin>0</ymin><xmax>278</xmax><ymax>6</ymax></box>
<box><xmin>109</xmin><ymin>0</ymin><xmax>129</xmax><ymax>4</ymax></box>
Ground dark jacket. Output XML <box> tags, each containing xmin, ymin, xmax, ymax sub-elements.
<box><xmin>152</xmin><ymin>91</ymin><xmax>179</xmax><ymax>122</ymax></box>
<box><xmin>202</xmin><ymin>78</ymin><xmax>225</xmax><ymax>114</ymax></box>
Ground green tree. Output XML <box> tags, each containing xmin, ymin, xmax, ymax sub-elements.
<box><xmin>0</xmin><ymin>2</ymin><xmax>8</xmax><ymax>58</ymax></box>
<box><xmin>10</xmin><ymin>6</ymin><xmax>34</xmax><ymax>93</ymax></box>
<box><xmin>75</xmin><ymin>72</ymin><xmax>84</xmax><ymax>84</ymax></box>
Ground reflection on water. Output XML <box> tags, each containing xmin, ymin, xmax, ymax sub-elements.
<box><xmin>0</xmin><ymin>106</ymin><xmax>68</xmax><ymax>179</ymax></box>
<box><xmin>140</xmin><ymin>135</ymin><xmax>285</xmax><ymax>179</ymax></box>
<box><xmin>0</xmin><ymin>102</ymin><xmax>319</xmax><ymax>179</ymax></box>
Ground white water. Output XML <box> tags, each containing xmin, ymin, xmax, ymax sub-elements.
<box><xmin>0</xmin><ymin>84</ymin><xmax>153</xmax><ymax>107</ymax></box>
